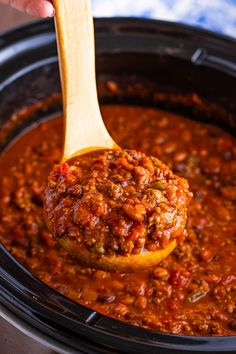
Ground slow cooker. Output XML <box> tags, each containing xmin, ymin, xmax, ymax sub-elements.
<box><xmin>0</xmin><ymin>18</ymin><xmax>236</xmax><ymax>354</ymax></box>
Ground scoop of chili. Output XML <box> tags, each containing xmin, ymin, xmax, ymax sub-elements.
<box><xmin>44</xmin><ymin>149</ymin><xmax>192</xmax><ymax>265</ymax></box>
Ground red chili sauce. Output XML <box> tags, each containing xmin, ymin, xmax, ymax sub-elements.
<box><xmin>0</xmin><ymin>105</ymin><xmax>236</xmax><ymax>336</ymax></box>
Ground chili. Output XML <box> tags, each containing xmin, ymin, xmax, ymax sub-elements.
<box><xmin>0</xmin><ymin>105</ymin><xmax>235</xmax><ymax>336</ymax></box>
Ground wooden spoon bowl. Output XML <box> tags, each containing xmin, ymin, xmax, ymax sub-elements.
<box><xmin>60</xmin><ymin>238</ymin><xmax>177</xmax><ymax>273</ymax></box>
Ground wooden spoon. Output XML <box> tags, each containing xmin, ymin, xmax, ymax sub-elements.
<box><xmin>50</xmin><ymin>0</ymin><xmax>178</xmax><ymax>272</ymax></box>
<box><xmin>53</xmin><ymin>0</ymin><xmax>117</xmax><ymax>161</ymax></box>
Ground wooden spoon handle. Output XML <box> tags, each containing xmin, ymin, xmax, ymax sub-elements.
<box><xmin>53</xmin><ymin>0</ymin><xmax>116</xmax><ymax>160</ymax></box>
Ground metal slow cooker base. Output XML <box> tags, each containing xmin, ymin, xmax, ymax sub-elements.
<box><xmin>0</xmin><ymin>307</ymin><xmax>56</xmax><ymax>354</ymax></box>
<box><xmin>1</xmin><ymin>18</ymin><xmax>236</xmax><ymax>354</ymax></box>
<box><xmin>0</xmin><ymin>304</ymin><xmax>76</xmax><ymax>354</ymax></box>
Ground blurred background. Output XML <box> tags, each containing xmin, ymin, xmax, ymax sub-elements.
<box><xmin>0</xmin><ymin>0</ymin><xmax>236</xmax><ymax>37</ymax></box>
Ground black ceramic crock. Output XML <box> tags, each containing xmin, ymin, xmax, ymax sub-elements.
<box><xmin>0</xmin><ymin>18</ymin><xmax>236</xmax><ymax>354</ymax></box>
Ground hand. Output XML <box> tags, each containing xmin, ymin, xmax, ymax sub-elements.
<box><xmin>1</xmin><ymin>0</ymin><xmax>55</xmax><ymax>18</ymax></box>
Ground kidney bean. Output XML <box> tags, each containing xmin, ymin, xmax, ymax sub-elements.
<box><xmin>153</xmin><ymin>267</ymin><xmax>169</xmax><ymax>280</ymax></box>
<box><xmin>135</xmin><ymin>296</ymin><xmax>147</xmax><ymax>309</ymax></box>
<box><xmin>98</xmin><ymin>295</ymin><xmax>116</xmax><ymax>303</ymax></box>
<box><xmin>169</xmin><ymin>269</ymin><xmax>191</xmax><ymax>289</ymax></box>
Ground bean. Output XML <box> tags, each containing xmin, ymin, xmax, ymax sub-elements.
<box><xmin>143</xmin><ymin>315</ymin><xmax>158</xmax><ymax>327</ymax></box>
<box><xmin>192</xmin><ymin>93</ymin><xmax>202</xmax><ymax>105</ymax></box>
<box><xmin>227</xmin><ymin>303</ymin><xmax>235</xmax><ymax>314</ymax></box>
<box><xmin>153</xmin><ymin>267</ymin><xmax>169</xmax><ymax>280</ymax></box>
<box><xmin>93</xmin><ymin>270</ymin><xmax>109</xmax><ymax>280</ymax></box>
<box><xmin>174</xmin><ymin>151</ymin><xmax>187</xmax><ymax>162</ymax></box>
<box><xmin>82</xmin><ymin>288</ymin><xmax>98</xmax><ymax>301</ymax></box>
<box><xmin>121</xmin><ymin>295</ymin><xmax>135</xmax><ymax>305</ymax></box>
<box><xmin>169</xmin><ymin>269</ymin><xmax>191</xmax><ymax>288</ymax></box>
<box><xmin>106</xmin><ymin>80</ymin><xmax>118</xmax><ymax>93</ymax></box>
<box><xmin>163</xmin><ymin>142</ymin><xmax>177</xmax><ymax>154</ymax></box>
<box><xmin>157</xmin><ymin>116</ymin><xmax>168</xmax><ymax>127</ymax></box>
<box><xmin>199</xmin><ymin>149</ymin><xmax>208</xmax><ymax>157</ymax></box>
<box><xmin>181</xmin><ymin>129</ymin><xmax>192</xmax><ymax>142</ymax></box>
<box><xmin>98</xmin><ymin>295</ymin><xmax>116</xmax><ymax>303</ymax></box>
<box><xmin>200</xmin><ymin>249</ymin><xmax>213</xmax><ymax>262</ymax></box>
<box><xmin>155</xmin><ymin>135</ymin><xmax>166</xmax><ymax>145</ymax></box>
<box><xmin>135</xmin><ymin>296</ymin><xmax>147</xmax><ymax>309</ymax></box>
<box><xmin>129</xmin><ymin>282</ymin><xmax>146</xmax><ymax>296</ymax></box>
<box><xmin>112</xmin><ymin>303</ymin><xmax>128</xmax><ymax>316</ymax></box>
<box><xmin>216</xmin><ymin>205</ymin><xmax>231</xmax><ymax>222</ymax></box>
<box><xmin>123</xmin><ymin>204</ymin><xmax>146</xmax><ymax>222</ymax></box>
<box><xmin>111</xmin><ymin>280</ymin><xmax>125</xmax><ymax>291</ymax></box>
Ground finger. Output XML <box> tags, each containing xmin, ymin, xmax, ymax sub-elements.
<box><xmin>9</xmin><ymin>0</ymin><xmax>54</xmax><ymax>17</ymax></box>
<box><xmin>26</xmin><ymin>0</ymin><xmax>55</xmax><ymax>17</ymax></box>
